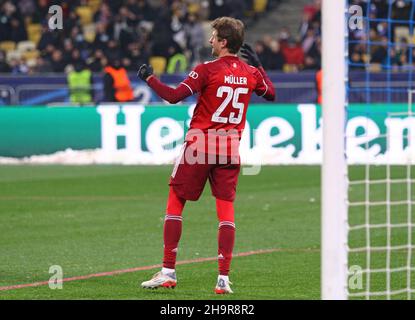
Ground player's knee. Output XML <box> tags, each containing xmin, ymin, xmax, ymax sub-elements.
<box><xmin>166</xmin><ymin>186</ymin><xmax>186</xmax><ymax>215</ymax></box>
<box><xmin>216</xmin><ymin>198</ymin><xmax>235</xmax><ymax>222</ymax></box>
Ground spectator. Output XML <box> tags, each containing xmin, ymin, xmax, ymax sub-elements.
<box><xmin>87</xmin><ymin>49</ymin><xmax>108</xmax><ymax>72</ymax></box>
<box><xmin>67</xmin><ymin>62</ymin><xmax>93</xmax><ymax>105</ymax></box>
<box><xmin>253</xmin><ymin>41</ymin><xmax>271</xmax><ymax>69</ymax></box>
<box><xmin>105</xmin><ymin>39</ymin><xmax>121</xmax><ymax>61</ymax></box>
<box><xmin>93</xmin><ymin>23</ymin><xmax>112</xmax><ymax>51</ymax></box>
<box><xmin>184</xmin><ymin>13</ymin><xmax>205</xmax><ymax>64</ymax></box>
<box><xmin>37</xmin><ymin>24</ymin><xmax>60</xmax><ymax>52</ymax></box>
<box><xmin>32</xmin><ymin>56</ymin><xmax>53</xmax><ymax>73</ymax></box>
<box><xmin>0</xmin><ymin>1</ymin><xmax>18</xmax><ymax>41</ymax></box>
<box><xmin>70</xmin><ymin>26</ymin><xmax>88</xmax><ymax>51</ymax></box>
<box><xmin>371</xmin><ymin>36</ymin><xmax>388</xmax><ymax>64</ymax></box>
<box><xmin>63</xmin><ymin>10</ymin><xmax>81</xmax><ymax>38</ymax></box>
<box><xmin>267</xmin><ymin>40</ymin><xmax>285</xmax><ymax>71</ymax></box>
<box><xmin>393</xmin><ymin>38</ymin><xmax>409</xmax><ymax>68</ymax></box>
<box><xmin>93</xmin><ymin>2</ymin><xmax>113</xmax><ymax>27</ymax></box>
<box><xmin>10</xmin><ymin>17</ymin><xmax>27</xmax><ymax>43</ymax></box>
<box><xmin>315</xmin><ymin>69</ymin><xmax>322</xmax><ymax>104</ymax></box>
<box><xmin>18</xmin><ymin>0</ymin><xmax>36</xmax><ymax>17</ymax></box>
<box><xmin>166</xmin><ymin>45</ymin><xmax>188</xmax><ymax>73</ymax></box>
<box><xmin>69</xmin><ymin>48</ymin><xmax>84</xmax><ymax>68</ymax></box>
<box><xmin>350</xmin><ymin>51</ymin><xmax>365</xmax><ymax>70</ymax></box>
<box><xmin>125</xmin><ymin>42</ymin><xmax>149</xmax><ymax>72</ymax></box>
<box><xmin>103</xmin><ymin>56</ymin><xmax>134</xmax><ymax>102</ymax></box>
<box><xmin>62</xmin><ymin>38</ymin><xmax>75</xmax><ymax>64</ymax></box>
<box><xmin>136</xmin><ymin>0</ymin><xmax>155</xmax><ymax>22</ymax></box>
<box><xmin>278</xmin><ymin>27</ymin><xmax>291</xmax><ymax>49</ymax></box>
<box><xmin>304</xmin><ymin>36</ymin><xmax>321</xmax><ymax>70</ymax></box>
<box><xmin>209</xmin><ymin>0</ymin><xmax>231</xmax><ymax>20</ymax></box>
<box><xmin>0</xmin><ymin>50</ymin><xmax>11</xmax><ymax>73</ymax></box>
<box><xmin>49</xmin><ymin>50</ymin><xmax>66</xmax><ymax>73</ymax></box>
<box><xmin>282</xmin><ymin>38</ymin><xmax>304</xmax><ymax>70</ymax></box>
<box><xmin>0</xmin><ymin>0</ymin><xmax>283</xmax><ymax>74</ymax></box>
<box><xmin>299</xmin><ymin>10</ymin><xmax>313</xmax><ymax>40</ymax></box>
<box><xmin>302</xmin><ymin>29</ymin><xmax>316</xmax><ymax>56</ymax></box>
<box><xmin>9</xmin><ymin>57</ymin><xmax>29</xmax><ymax>74</ymax></box>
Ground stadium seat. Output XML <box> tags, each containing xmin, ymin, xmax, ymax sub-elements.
<box><xmin>76</xmin><ymin>6</ymin><xmax>93</xmax><ymax>26</ymax></box>
<box><xmin>368</xmin><ymin>63</ymin><xmax>382</xmax><ymax>72</ymax></box>
<box><xmin>0</xmin><ymin>41</ymin><xmax>16</xmax><ymax>53</ymax></box>
<box><xmin>83</xmin><ymin>24</ymin><xmax>96</xmax><ymax>43</ymax></box>
<box><xmin>253</xmin><ymin>0</ymin><xmax>268</xmax><ymax>13</ymax></box>
<box><xmin>27</xmin><ymin>24</ymin><xmax>42</xmax><ymax>45</ymax></box>
<box><xmin>149</xmin><ymin>56</ymin><xmax>167</xmax><ymax>75</ymax></box>
<box><xmin>167</xmin><ymin>54</ymin><xmax>188</xmax><ymax>74</ymax></box>
<box><xmin>22</xmin><ymin>50</ymin><xmax>40</xmax><ymax>61</ymax></box>
<box><xmin>89</xmin><ymin>0</ymin><xmax>102</xmax><ymax>13</ymax></box>
<box><xmin>394</xmin><ymin>26</ymin><xmax>410</xmax><ymax>43</ymax></box>
<box><xmin>282</xmin><ymin>64</ymin><xmax>297</xmax><ymax>73</ymax></box>
<box><xmin>6</xmin><ymin>50</ymin><xmax>21</xmax><ymax>63</ymax></box>
<box><xmin>17</xmin><ymin>41</ymin><xmax>36</xmax><ymax>53</ymax></box>
<box><xmin>26</xmin><ymin>58</ymin><xmax>37</xmax><ymax>68</ymax></box>
<box><xmin>187</xmin><ymin>3</ymin><xmax>200</xmax><ymax>14</ymax></box>
<box><xmin>202</xmin><ymin>21</ymin><xmax>213</xmax><ymax>45</ymax></box>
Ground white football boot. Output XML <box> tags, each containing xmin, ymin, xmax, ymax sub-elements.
<box><xmin>141</xmin><ymin>271</ymin><xmax>177</xmax><ymax>289</ymax></box>
<box><xmin>214</xmin><ymin>276</ymin><xmax>233</xmax><ymax>294</ymax></box>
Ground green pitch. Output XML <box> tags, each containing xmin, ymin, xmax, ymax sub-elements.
<box><xmin>0</xmin><ymin>165</ymin><xmax>413</xmax><ymax>299</ymax></box>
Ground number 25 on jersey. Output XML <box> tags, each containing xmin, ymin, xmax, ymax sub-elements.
<box><xmin>211</xmin><ymin>86</ymin><xmax>249</xmax><ymax>125</ymax></box>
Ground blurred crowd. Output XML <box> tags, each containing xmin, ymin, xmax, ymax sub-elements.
<box><xmin>252</xmin><ymin>0</ymin><xmax>321</xmax><ymax>72</ymax></box>
<box><xmin>349</xmin><ymin>0</ymin><xmax>415</xmax><ymax>71</ymax></box>
<box><xmin>4</xmin><ymin>0</ymin><xmax>413</xmax><ymax>75</ymax></box>
<box><xmin>0</xmin><ymin>0</ymin><xmax>279</xmax><ymax>74</ymax></box>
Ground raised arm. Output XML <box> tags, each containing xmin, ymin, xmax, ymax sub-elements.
<box><xmin>254</xmin><ymin>66</ymin><xmax>276</xmax><ymax>101</ymax></box>
<box><xmin>137</xmin><ymin>64</ymin><xmax>192</xmax><ymax>104</ymax></box>
<box><xmin>240</xmin><ymin>43</ymin><xmax>276</xmax><ymax>101</ymax></box>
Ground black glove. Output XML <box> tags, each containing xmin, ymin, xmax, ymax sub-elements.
<box><xmin>137</xmin><ymin>64</ymin><xmax>153</xmax><ymax>82</ymax></box>
<box><xmin>240</xmin><ymin>43</ymin><xmax>262</xmax><ymax>68</ymax></box>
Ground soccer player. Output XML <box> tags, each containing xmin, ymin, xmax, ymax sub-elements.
<box><xmin>138</xmin><ymin>17</ymin><xmax>275</xmax><ymax>294</ymax></box>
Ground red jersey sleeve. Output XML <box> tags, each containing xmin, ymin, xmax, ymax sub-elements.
<box><xmin>253</xmin><ymin>66</ymin><xmax>276</xmax><ymax>101</ymax></box>
<box><xmin>181</xmin><ymin>63</ymin><xmax>208</xmax><ymax>95</ymax></box>
<box><xmin>146</xmin><ymin>75</ymin><xmax>192</xmax><ymax>104</ymax></box>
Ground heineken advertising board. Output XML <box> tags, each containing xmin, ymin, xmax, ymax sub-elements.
<box><xmin>0</xmin><ymin>104</ymin><xmax>413</xmax><ymax>164</ymax></box>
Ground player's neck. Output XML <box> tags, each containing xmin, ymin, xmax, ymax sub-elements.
<box><xmin>218</xmin><ymin>51</ymin><xmax>237</xmax><ymax>58</ymax></box>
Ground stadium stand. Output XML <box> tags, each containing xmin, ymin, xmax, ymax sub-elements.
<box><xmin>0</xmin><ymin>0</ymin><xmax>415</xmax><ymax>74</ymax></box>
<box><xmin>0</xmin><ymin>0</ymin><xmax>285</xmax><ymax>75</ymax></box>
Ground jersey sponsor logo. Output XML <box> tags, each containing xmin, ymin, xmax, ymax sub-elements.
<box><xmin>189</xmin><ymin>71</ymin><xmax>199</xmax><ymax>79</ymax></box>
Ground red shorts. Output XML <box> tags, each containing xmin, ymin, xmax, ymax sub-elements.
<box><xmin>169</xmin><ymin>142</ymin><xmax>241</xmax><ymax>202</ymax></box>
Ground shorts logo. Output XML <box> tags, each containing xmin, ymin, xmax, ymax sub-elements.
<box><xmin>189</xmin><ymin>71</ymin><xmax>199</xmax><ymax>79</ymax></box>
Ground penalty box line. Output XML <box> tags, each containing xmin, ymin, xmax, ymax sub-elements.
<box><xmin>0</xmin><ymin>248</ymin><xmax>318</xmax><ymax>292</ymax></box>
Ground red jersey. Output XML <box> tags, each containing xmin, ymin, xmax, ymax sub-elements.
<box><xmin>147</xmin><ymin>55</ymin><xmax>275</xmax><ymax>155</ymax></box>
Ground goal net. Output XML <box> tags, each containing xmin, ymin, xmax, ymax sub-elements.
<box><xmin>322</xmin><ymin>0</ymin><xmax>415</xmax><ymax>299</ymax></box>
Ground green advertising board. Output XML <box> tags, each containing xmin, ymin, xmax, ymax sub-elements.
<box><xmin>0</xmin><ymin>104</ymin><xmax>412</xmax><ymax>164</ymax></box>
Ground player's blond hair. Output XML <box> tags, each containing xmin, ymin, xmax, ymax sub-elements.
<box><xmin>211</xmin><ymin>17</ymin><xmax>245</xmax><ymax>54</ymax></box>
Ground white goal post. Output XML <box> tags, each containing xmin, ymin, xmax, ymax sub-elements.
<box><xmin>321</xmin><ymin>0</ymin><xmax>349</xmax><ymax>300</ymax></box>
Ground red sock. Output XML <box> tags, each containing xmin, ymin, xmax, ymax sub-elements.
<box><xmin>163</xmin><ymin>187</ymin><xmax>186</xmax><ymax>269</ymax></box>
<box><xmin>216</xmin><ymin>198</ymin><xmax>235</xmax><ymax>276</ymax></box>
